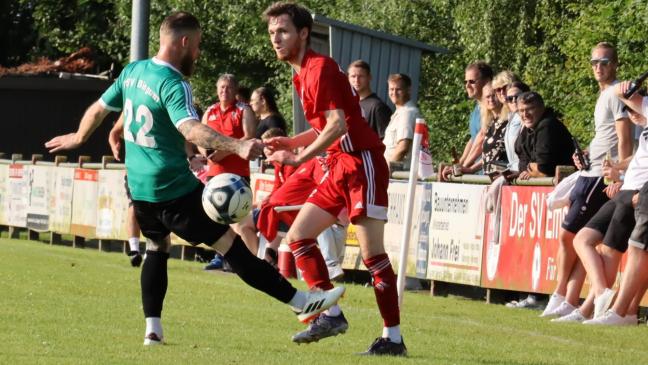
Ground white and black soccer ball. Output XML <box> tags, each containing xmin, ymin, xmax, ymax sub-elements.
<box><xmin>201</xmin><ymin>173</ymin><xmax>252</xmax><ymax>224</ymax></box>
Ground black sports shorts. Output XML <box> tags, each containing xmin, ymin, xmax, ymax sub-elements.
<box><xmin>132</xmin><ymin>183</ymin><xmax>228</xmax><ymax>245</ymax></box>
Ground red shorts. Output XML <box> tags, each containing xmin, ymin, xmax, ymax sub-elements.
<box><xmin>256</xmin><ymin>159</ymin><xmax>321</xmax><ymax>240</ymax></box>
<box><xmin>307</xmin><ymin>148</ymin><xmax>388</xmax><ymax>223</ymax></box>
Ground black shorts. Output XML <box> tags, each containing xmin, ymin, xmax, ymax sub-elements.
<box><xmin>584</xmin><ymin>189</ymin><xmax>638</xmax><ymax>253</ymax></box>
<box><xmin>562</xmin><ymin>176</ymin><xmax>608</xmax><ymax>233</ymax></box>
<box><xmin>124</xmin><ymin>174</ymin><xmax>133</xmax><ymax>207</ymax></box>
<box><xmin>132</xmin><ymin>184</ymin><xmax>229</xmax><ymax>245</ymax></box>
<box><xmin>630</xmin><ymin>182</ymin><xmax>648</xmax><ymax>250</ymax></box>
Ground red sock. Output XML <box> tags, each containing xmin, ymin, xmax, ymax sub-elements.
<box><xmin>289</xmin><ymin>239</ymin><xmax>333</xmax><ymax>290</ymax></box>
<box><xmin>364</xmin><ymin>253</ymin><xmax>400</xmax><ymax>327</ymax></box>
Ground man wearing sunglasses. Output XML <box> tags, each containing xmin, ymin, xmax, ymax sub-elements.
<box><xmin>441</xmin><ymin>61</ymin><xmax>493</xmax><ymax>180</ymax></box>
<box><xmin>544</xmin><ymin>42</ymin><xmax>633</xmax><ymax>323</ymax></box>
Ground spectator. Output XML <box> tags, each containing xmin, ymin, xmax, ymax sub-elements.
<box><xmin>457</xmin><ymin>82</ymin><xmax>507</xmax><ymax>175</ymax></box>
<box><xmin>545</xmin><ymin>42</ymin><xmax>633</xmax><ymax>322</ymax></box>
<box><xmin>347</xmin><ymin>60</ymin><xmax>392</xmax><ymax>139</ymax></box>
<box><xmin>236</xmin><ymin>86</ymin><xmax>251</xmax><ymax>104</ymax></box>
<box><xmin>503</xmin><ymin>81</ymin><xmax>530</xmax><ymax>173</ymax></box>
<box><xmin>514</xmin><ymin>91</ymin><xmax>574</xmax><ymax>180</ymax></box>
<box><xmin>201</xmin><ymin>74</ymin><xmax>256</xmax><ymax>181</ymax></box>
<box><xmin>464</xmin><ymin>71</ymin><xmax>519</xmax><ymax>174</ymax></box>
<box><xmin>442</xmin><ymin>61</ymin><xmax>493</xmax><ymax>180</ymax></box>
<box><xmin>585</xmin><ymin>105</ymin><xmax>648</xmax><ymax>325</ymax></box>
<box><xmin>250</xmin><ymin>86</ymin><xmax>288</xmax><ymax>139</ymax></box>
<box><xmin>201</xmin><ymin>74</ymin><xmax>257</xmax><ymax>269</ymax></box>
<box><xmin>383</xmin><ymin>73</ymin><xmax>422</xmax><ymax>168</ymax></box>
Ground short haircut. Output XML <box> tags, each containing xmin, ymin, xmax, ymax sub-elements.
<box><xmin>237</xmin><ymin>86</ymin><xmax>251</xmax><ymax>103</ymax></box>
<box><xmin>388</xmin><ymin>73</ymin><xmax>412</xmax><ymax>89</ymax></box>
<box><xmin>593</xmin><ymin>41</ymin><xmax>618</xmax><ymax>64</ymax></box>
<box><xmin>160</xmin><ymin>11</ymin><xmax>200</xmax><ymax>37</ymax></box>
<box><xmin>508</xmin><ymin>81</ymin><xmax>530</xmax><ymax>93</ymax></box>
<box><xmin>217</xmin><ymin>73</ymin><xmax>239</xmax><ymax>90</ymax></box>
<box><xmin>517</xmin><ymin>91</ymin><xmax>544</xmax><ymax>108</ymax></box>
<box><xmin>348</xmin><ymin>59</ymin><xmax>371</xmax><ymax>74</ymax></box>
<box><xmin>263</xmin><ymin>2</ymin><xmax>313</xmax><ymax>44</ymax></box>
<box><xmin>466</xmin><ymin>61</ymin><xmax>494</xmax><ymax>81</ymax></box>
<box><xmin>261</xmin><ymin>127</ymin><xmax>286</xmax><ymax>139</ymax></box>
<box><xmin>492</xmin><ymin>70</ymin><xmax>519</xmax><ymax>89</ymax></box>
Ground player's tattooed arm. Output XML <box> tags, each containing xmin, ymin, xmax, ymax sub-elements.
<box><xmin>178</xmin><ymin>119</ymin><xmax>263</xmax><ymax>160</ymax></box>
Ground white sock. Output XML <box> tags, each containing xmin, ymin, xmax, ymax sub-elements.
<box><xmin>324</xmin><ymin>304</ymin><xmax>341</xmax><ymax>317</ymax></box>
<box><xmin>382</xmin><ymin>325</ymin><xmax>401</xmax><ymax>343</ymax></box>
<box><xmin>145</xmin><ymin>317</ymin><xmax>163</xmax><ymax>337</ymax></box>
<box><xmin>128</xmin><ymin>237</ymin><xmax>140</xmax><ymax>252</ymax></box>
<box><xmin>288</xmin><ymin>291</ymin><xmax>307</xmax><ymax>311</ymax></box>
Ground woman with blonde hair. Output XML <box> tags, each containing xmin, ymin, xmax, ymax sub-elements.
<box><xmin>492</xmin><ymin>70</ymin><xmax>519</xmax><ymax>121</ymax></box>
<box><xmin>459</xmin><ymin>82</ymin><xmax>508</xmax><ymax>175</ymax></box>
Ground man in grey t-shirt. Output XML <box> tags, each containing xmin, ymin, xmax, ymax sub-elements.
<box><xmin>542</xmin><ymin>42</ymin><xmax>633</xmax><ymax>321</ymax></box>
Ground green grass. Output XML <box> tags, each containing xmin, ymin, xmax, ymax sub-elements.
<box><xmin>0</xmin><ymin>238</ymin><xmax>645</xmax><ymax>364</ymax></box>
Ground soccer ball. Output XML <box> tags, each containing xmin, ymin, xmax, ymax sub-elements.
<box><xmin>201</xmin><ymin>173</ymin><xmax>252</xmax><ymax>224</ymax></box>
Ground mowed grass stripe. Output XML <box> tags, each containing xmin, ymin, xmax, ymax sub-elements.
<box><xmin>0</xmin><ymin>238</ymin><xmax>645</xmax><ymax>364</ymax></box>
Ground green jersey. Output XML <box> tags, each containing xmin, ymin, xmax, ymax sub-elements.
<box><xmin>100</xmin><ymin>58</ymin><xmax>200</xmax><ymax>202</ymax></box>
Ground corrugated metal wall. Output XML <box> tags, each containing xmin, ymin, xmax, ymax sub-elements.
<box><xmin>292</xmin><ymin>24</ymin><xmax>423</xmax><ymax>134</ymax></box>
<box><xmin>330</xmin><ymin>26</ymin><xmax>422</xmax><ymax>105</ymax></box>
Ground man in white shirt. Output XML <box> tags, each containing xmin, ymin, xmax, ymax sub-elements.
<box><xmin>383</xmin><ymin>73</ymin><xmax>421</xmax><ymax>168</ymax></box>
<box><xmin>544</xmin><ymin>42</ymin><xmax>632</xmax><ymax>321</ymax></box>
<box><xmin>585</xmin><ymin>82</ymin><xmax>648</xmax><ymax>325</ymax></box>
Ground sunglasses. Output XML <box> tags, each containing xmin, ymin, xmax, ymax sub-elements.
<box><xmin>590</xmin><ymin>58</ymin><xmax>611</xmax><ymax>66</ymax></box>
<box><xmin>464</xmin><ymin>79</ymin><xmax>478</xmax><ymax>85</ymax></box>
<box><xmin>506</xmin><ymin>94</ymin><xmax>521</xmax><ymax>103</ymax></box>
<box><xmin>494</xmin><ymin>86</ymin><xmax>507</xmax><ymax>93</ymax></box>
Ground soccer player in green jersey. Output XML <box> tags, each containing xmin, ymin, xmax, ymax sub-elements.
<box><xmin>45</xmin><ymin>11</ymin><xmax>343</xmax><ymax>346</ymax></box>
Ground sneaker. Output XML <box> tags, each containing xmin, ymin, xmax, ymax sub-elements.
<box><xmin>542</xmin><ymin>301</ymin><xmax>576</xmax><ymax>318</ymax></box>
<box><xmin>359</xmin><ymin>337</ymin><xmax>407</xmax><ymax>356</ymax></box>
<box><xmin>292</xmin><ymin>312</ymin><xmax>349</xmax><ymax>344</ymax></box>
<box><xmin>296</xmin><ymin>286</ymin><xmax>345</xmax><ymax>323</ymax></box>
<box><xmin>143</xmin><ymin>332</ymin><xmax>164</xmax><ymax>346</ymax></box>
<box><xmin>128</xmin><ymin>251</ymin><xmax>142</xmax><ymax>267</ymax></box>
<box><xmin>623</xmin><ymin>314</ymin><xmax>638</xmax><ymax>325</ymax></box>
<box><xmin>593</xmin><ymin>288</ymin><xmax>615</xmax><ymax>319</ymax></box>
<box><xmin>204</xmin><ymin>255</ymin><xmax>224</xmax><ymax>270</ymax></box>
<box><xmin>506</xmin><ymin>295</ymin><xmax>538</xmax><ymax>309</ymax></box>
<box><xmin>540</xmin><ymin>293</ymin><xmax>565</xmax><ymax>317</ymax></box>
<box><xmin>583</xmin><ymin>309</ymin><xmax>628</xmax><ymax>326</ymax></box>
<box><xmin>551</xmin><ymin>309</ymin><xmax>588</xmax><ymax>323</ymax></box>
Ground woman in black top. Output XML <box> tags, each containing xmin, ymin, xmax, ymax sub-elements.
<box><xmin>250</xmin><ymin>86</ymin><xmax>288</xmax><ymax>139</ymax></box>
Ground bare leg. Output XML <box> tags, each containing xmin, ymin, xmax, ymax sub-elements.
<box><xmin>555</xmin><ymin>229</ymin><xmax>577</xmax><ymax>298</ymax></box>
<box><xmin>232</xmin><ymin>215</ymin><xmax>259</xmax><ymax>254</ymax></box>
<box><xmin>574</xmin><ymin>228</ymin><xmax>607</xmax><ymax>296</ymax></box>
<box><xmin>611</xmin><ymin>246</ymin><xmax>648</xmax><ymax>316</ymax></box>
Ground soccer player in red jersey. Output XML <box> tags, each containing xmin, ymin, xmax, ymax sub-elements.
<box><xmin>262</xmin><ymin>2</ymin><xmax>406</xmax><ymax>356</ymax></box>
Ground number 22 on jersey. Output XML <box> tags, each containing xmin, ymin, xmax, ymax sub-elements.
<box><xmin>123</xmin><ymin>98</ymin><xmax>156</xmax><ymax>148</ymax></box>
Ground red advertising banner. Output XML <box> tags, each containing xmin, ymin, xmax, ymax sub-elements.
<box><xmin>481</xmin><ymin>186</ymin><xmax>567</xmax><ymax>293</ymax></box>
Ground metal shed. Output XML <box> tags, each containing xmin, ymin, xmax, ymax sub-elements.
<box><xmin>292</xmin><ymin>14</ymin><xmax>447</xmax><ymax>134</ymax></box>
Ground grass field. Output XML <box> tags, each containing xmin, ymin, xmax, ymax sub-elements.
<box><xmin>0</xmin><ymin>238</ymin><xmax>646</xmax><ymax>365</ymax></box>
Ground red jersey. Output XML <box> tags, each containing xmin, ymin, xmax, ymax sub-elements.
<box><xmin>271</xmin><ymin>162</ymin><xmax>297</xmax><ymax>193</ymax></box>
<box><xmin>204</xmin><ymin>101</ymin><xmax>250</xmax><ymax>177</ymax></box>
<box><xmin>293</xmin><ymin>49</ymin><xmax>383</xmax><ymax>153</ymax></box>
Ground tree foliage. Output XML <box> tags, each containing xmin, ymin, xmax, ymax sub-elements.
<box><xmin>5</xmin><ymin>0</ymin><xmax>648</xmax><ymax>162</ymax></box>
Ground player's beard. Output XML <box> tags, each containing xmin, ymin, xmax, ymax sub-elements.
<box><xmin>180</xmin><ymin>53</ymin><xmax>196</xmax><ymax>77</ymax></box>
<box><xmin>276</xmin><ymin>40</ymin><xmax>302</xmax><ymax>63</ymax></box>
